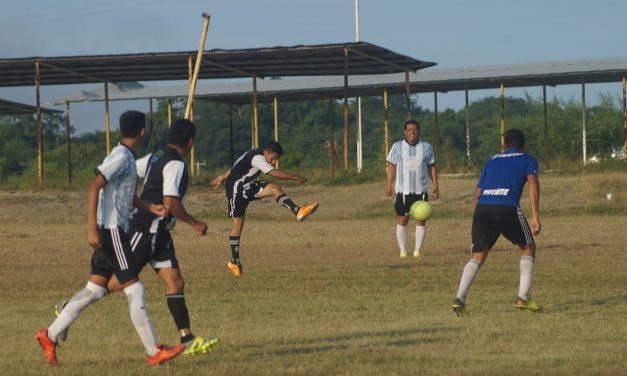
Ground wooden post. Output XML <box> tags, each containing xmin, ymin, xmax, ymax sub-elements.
<box><xmin>384</xmin><ymin>88</ymin><xmax>389</xmax><ymax>159</ymax></box>
<box><xmin>543</xmin><ymin>85</ymin><xmax>550</xmax><ymax>169</ymax></box>
<box><xmin>273</xmin><ymin>95</ymin><xmax>279</xmax><ymax>169</ymax></box>
<box><xmin>623</xmin><ymin>76</ymin><xmax>626</xmax><ymax>159</ymax></box>
<box><xmin>405</xmin><ymin>71</ymin><xmax>411</xmax><ymax>119</ymax></box>
<box><xmin>188</xmin><ymin>55</ymin><xmax>196</xmax><ymax>177</ymax></box>
<box><xmin>149</xmin><ymin>98</ymin><xmax>155</xmax><ymax>151</ymax></box>
<box><xmin>343</xmin><ymin>47</ymin><xmax>349</xmax><ymax>171</ymax></box>
<box><xmin>35</xmin><ymin>61</ymin><xmax>43</xmax><ymax>190</ymax></box>
<box><xmin>252</xmin><ymin>75</ymin><xmax>259</xmax><ymax>148</ymax></box>
<box><xmin>65</xmin><ymin>101</ymin><xmax>72</xmax><ymax>188</ymax></box>
<box><xmin>500</xmin><ymin>80</ymin><xmax>505</xmax><ymax>152</ymax></box>
<box><xmin>329</xmin><ymin>97</ymin><xmax>336</xmax><ymax>176</ymax></box>
<box><xmin>434</xmin><ymin>91</ymin><xmax>441</xmax><ymax>167</ymax></box>
<box><xmin>465</xmin><ymin>86</ymin><xmax>471</xmax><ymax>171</ymax></box>
<box><xmin>167</xmin><ymin>99</ymin><xmax>172</xmax><ymax>128</ymax></box>
<box><xmin>229</xmin><ymin>104</ymin><xmax>234</xmax><ymax>165</ymax></box>
<box><xmin>104</xmin><ymin>82</ymin><xmax>110</xmax><ymax>155</ymax></box>
<box><xmin>184</xmin><ymin>13</ymin><xmax>211</xmax><ymax>120</ymax></box>
<box><xmin>581</xmin><ymin>78</ymin><xmax>587</xmax><ymax>165</ymax></box>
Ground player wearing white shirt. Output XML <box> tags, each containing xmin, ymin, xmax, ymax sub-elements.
<box><xmin>386</xmin><ymin>120</ymin><xmax>440</xmax><ymax>258</ymax></box>
<box><xmin>212</xmin><ymin>141</ymin><xmax>319</xmax><ymax>276</ymax></box>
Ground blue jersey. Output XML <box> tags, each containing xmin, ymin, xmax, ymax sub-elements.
<box><xmin>476</xmin><ymin>147</ymin><xmax>538</xmax><ymax>207</ymax></box>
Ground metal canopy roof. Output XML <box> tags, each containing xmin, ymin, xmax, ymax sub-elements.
<box><xmin>0</xmin><ymin>42</ymin><xmax>436</xmax><ymax>87</ymax></box>
<box><xmin>0</xmin><ymin>98</ymin><xmax>61</xmax><ymax>115</ymax></box>
<box><xmin>49</xmin><ymin>57</ymin><xmax>627</xmax><ymax>105</ymax></box>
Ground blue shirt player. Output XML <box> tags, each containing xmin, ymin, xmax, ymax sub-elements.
<box><xmin>452</xmin><ymin>129</ymin><xmax>542</xmax><ymax>317</ymax></box>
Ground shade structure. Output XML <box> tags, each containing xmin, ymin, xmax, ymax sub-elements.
<box><xmin>0</xmin><ymin>98</ymin><xmax>61</xmax><ymax>115</ymax></box>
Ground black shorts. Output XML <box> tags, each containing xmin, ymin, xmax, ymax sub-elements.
<box><xmin>394</xmin><ymin>192</ymin><xmax>428</xmax><ymax>217</ymax></box>
<box><xmin>129</xmin><ymin>230</ymin><xmax>179</xmax><ymax>272</ymax></box>
<box><xmin>226</xmin><ymin>180</ymin><xmax>268</xmax><ymax>218</ymax></box>
<box><xmin>90</xmin><ymin>226</ymin><xmax>141</xmax><ymax>284</ymax></box>
<box><xmin>471</xmin><ymin>204</ymin><xmax>535</xmax><ymax>252</ymax></box>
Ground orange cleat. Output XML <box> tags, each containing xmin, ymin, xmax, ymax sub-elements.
<box><xmin>228</xmin><ymin>261</ymin><xmax>243</xmax><ymax>277</ymax></box>
<box><xmin>296</xmin><ymin>202</ymin><xmax>319</xmax><ymax>221</ymax></box>
<box><xmin>146</xmin><ymin>344</ymin><xmax>185</xmax><ymax>366</ymax></box>
<box><xmin>36</xmin><ymin>328</ymin><xmax>58</xmax><ymax>367</ymax></box>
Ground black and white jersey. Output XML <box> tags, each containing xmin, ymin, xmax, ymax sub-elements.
<box><xmin>131</xmin><ymin>146</ymin><xmax>188</xmax><ymax>233</ymax></box>
<box><xmin>226</xmin><ymin>148</ymin><xmax>274</xmax><ymax>188</ymax></box>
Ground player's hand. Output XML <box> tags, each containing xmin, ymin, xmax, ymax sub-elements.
<box><xmin>530</xmin><ymin>217</ymin><xmax>541</xmax><ymax>235</ymax></box>
<box><xmin>432</xmin><ymin>187</ymin><xmax>440</xmax><ymax>200</ymax></box>
<box><xmin>150</xmin><ymin>203</ymin><xmax>169</xmax><ymax>217</ymax></box>
<box><xmin>192</xmin><ymin>220</ymin><xmax>208</xmax><ymax>236</ymax></box>
<box><xmin>88</xmin><ymin>229</ymin><xmax>102</xmax><ymax>250</ymax></box>
<box><xmin>211</xmin><ymin>175</ymin><xmax>225</xmax><ymax>189</ymax></box>
<box><xmin>296</xmin><ymin>176</ymin><xmax>307</xmax><ymax>184</ymax></box>
<box><xmin>385</xmin><ymin>187</ymin><xmax>393</xmax><ymax>197</ymax></box>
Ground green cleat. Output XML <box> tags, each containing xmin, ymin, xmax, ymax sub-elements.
<box><xmin>54</xmin><ymin>300</ymin><xmax>69</xmax><ymax>341</ymax></box>
<box><xmin>182</xmin><ymin>336</ymin><xmax>219</xmax><ymax>356</ymax></box>
<box><xmin>399</xmin><ymin>251</ymin><xmax>407</xmax><ymax>258</ymax></box>
<box><xmin>452</xmin><ymin>298</ymin><xmax>469</xmax><ymax>317</ymax></box>
<box><xmin>413</xmin><ymin>249</ymin><xmax>420</xmax><ymax>258</ymax></box>
<box><xmin>515</xmin><ymin>297</ymin><xmax>543</xmax><ymax>312</ymax></box>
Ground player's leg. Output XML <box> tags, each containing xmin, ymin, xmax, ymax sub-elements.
<box><xmin>228</xmin><ymin>216</ymin><xmax>245</xmax><ymax>276</ymax></box>
<box><xmin>413</xmin><ymin>194</ymin><xmax>430</xmax><ymax>257</ymax></box>
<box><xmin>255</xmin><ymin>182</ymin><xmax>318</xmax><ymax>221</ymax></box>
<box><xmin>394</xmin><ymin>193</ymin><xmax>410</xmax><ymax>257</ymax></box>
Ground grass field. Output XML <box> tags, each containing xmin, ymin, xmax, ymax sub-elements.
<box><xmin>1</xmin><ymin>172</ymin><xmax>626</xmax><ymax>375</ymax></box>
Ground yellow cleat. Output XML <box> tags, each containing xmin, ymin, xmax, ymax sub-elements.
<box><xmin>515</xmin><ymin>297</ymin><xmax>543</xmax><ymax>312</ymax></box>
<box><xmin>183</xmin><ymin>336</ymin><xmax>219</xmax><ymax>356</ymax></box>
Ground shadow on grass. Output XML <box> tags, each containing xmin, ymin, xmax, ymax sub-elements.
<box><xmin>245</xmin><ymin>326</ymin><xmax>457</xmax><ymax>358</ymax></box>
<box><xmin>550</xmin><ymin>295</ymin><xmax>627</xmax><ymax>311</ymax></box>
<box><xmin>384</xmin><ymin>264</ymin><xmax>416</xmax><ymax>270</ymax></box>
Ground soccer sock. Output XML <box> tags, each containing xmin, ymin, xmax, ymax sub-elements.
<box><xmin>166</xmin><ymin>294</ymin><xmax>191</xmax><ymax>337</ymax></box>
<box><xmin>276</xmin><ymin>193</ymin><xmax>300</xmax><ymax>214</ymax></box>
<box><xmin>47</xmin><ymin>281</ymin><xmax>106</xmax><ymax>342</ymax></box>
<box><xmin>456</xmin><ymin>259</ymin><xmax>482</xmax><ymax>302</ymax></box>
<box><xmin>124</xmin><ymin>281</ymin><xmax>158</xmax><ymax>356</ymax></box>
<box><xmin>396</xmin><ymin>224</ymin><xmax>408</xmax><ymax>253</ymax></box>
<box><xmin>415</xmin><ymin>225</ymin><xmax>426</xmax><ymax>252</ymax></box>
<box><xmin>229</xmin><ymin>236</ymin><xmax>240</xmax><ymax>263</ymax></box>
<box><xmin>518</xmin><ymin>255</ymin><xmax>535</xmax><ymax>301</ymax></box>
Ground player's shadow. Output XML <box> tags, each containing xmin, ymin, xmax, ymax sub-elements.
<box><xmin>246</xmin><ymin>326</ymin><xmax>457</xmax><ymax>358</ymax></box>
<box><xmin>549</xmin><ymin>295</ymin><xmax>627</xmax><ymax>311</ymax></box>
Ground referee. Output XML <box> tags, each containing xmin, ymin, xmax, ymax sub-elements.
<box><xmin>452</xmin><ymin>128</ymin><xmax>542</xmax><ymax>316</ymax></box>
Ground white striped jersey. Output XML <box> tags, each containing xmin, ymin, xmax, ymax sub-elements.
<box><xmin>386</xmin><ymin>140</ymin><xmax>435</xmax><ymax>194</ymax></box>
<box><xmin>96</xmin><ymin>143</ymin><xmax>137</xmax><ymax>232</ymax></box>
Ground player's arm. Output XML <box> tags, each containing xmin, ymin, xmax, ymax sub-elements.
<box><xmin>211</xmin><ymin>168</ymin><xmax>231</xmax><ymax>189</ymax></box>
<box><xmin>267</xmin><ymin>169</ymin><xmax>307</xmax><ymax>184</ymax></box>
<box><xmin>163</xmin><ymin>196</ymin><xmax>207</xmax><ymax>236</ymax></box>
<box><xmin>472</xmin><ymin>188</ymin><xmax>481</xmax><ymax>206</ymax></box>
<box><xmin>527</xmin><ymin>174</ymin><xmax>541</xmax><ymax>235</ymax></box>
<box><xmin>428</xmin><ymin>163</ymin><xmax>440</xmax><ymax>200</ymax></box>
<box><xmin>132</xmin><ymin>195</ymin><xmax>168</xmax><ymax>217</ymax></box>
<box><xmin>385</xmin><ymin>163</ymin><xmax>396</xmax><ymax>197</ymax></box>
<box><xmin>86</xmin><ymin>174</ymin><xmax>107</xmax><ymax>249</ymax></box>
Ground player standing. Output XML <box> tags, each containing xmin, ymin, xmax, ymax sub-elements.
<box><xmin>452</xmin><ymin>128</ymin><xmax>542</xmax><ymax>316</ymax></box>
<box><xmin>386</xmin><ymin>119</ymin><xmax>439</xmax><ymax>258</ymax></box>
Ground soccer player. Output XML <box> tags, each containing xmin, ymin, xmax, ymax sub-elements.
<box><xmin>451</xmin><ymin>129</ymin><xmax>542</xmax><ymax>316</ymax></box>
<box><xmin>211</xmin><ymin>141</ymin><xmax>319</xmax><ymax>276</ymax></box>
<box><xmin>386</xmin><ymin>119</ymin><xmax>439</xmax><ymax>258</ymax></box>
<box><xmin>36</xmin><ymin>111</ymin><xmax>185</xmax><ymax>367</ymax></box>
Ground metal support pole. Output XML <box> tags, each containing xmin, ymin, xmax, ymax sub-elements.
<box><xmin>384</xmin><ymin>88</ymin><xmax>389</xmax><ymax>159</ymax></box>
<box><xmin>465</xmin><ymin>86</ymin><xmax>472</xmax><ymax>171</ymax></box>
<box><xmin>167</xmin><ymin>99</ymin><xmax>172</xmax><ymax>128</ymax></box>
<box><xmin>65</xmin><ymin>101</ymin><xmax>72</xmax><ymax>187</ymax></box>
<box><xmin>581</xmin><ymin>79</ymin><xmax>587</xmax><ymax>165</ymax></box>
<box><xmin>343</xmin><ymin>47</ymin><xmax>349</xmax><ymax>171</ymax></box>
<box><xmin>35</xmin><ymin>61</ymin><xmax>43</xmax><ymax>190</ymax></box>
<box><xmin>542</xmin><ymin>85</ymin><xmax>550</xmax><ymax>169</ymax></box>
<box><xmin>434</xmin><ymin>91</ymin><xmax>440</xmax><ymax>167</ymax></box>
<box><xmin>405</xmin><ymin>71</ymin><xmax>411</xmax><ymax>119</ymax></box>
<box><xmin>623</xmin><ymin>76</ymin><xmax>626</xmax><ymax>159</ymax></box>
<box><xmin>253</xmin><ymin>74</ymin><xmax>259</xmax><ymax>149</ymax></box>
<box><xmin>229</xmin><ymin>104</ymin><xmax>235</xmax><ymax>165</ymax></box>
<box><xmin>273</xmin><ymin>95</ymin><xmax>279</xmax><ymax>169</ymax></box>
<box><xmin>357</xmin><ymin>96</ymin><xmax>362</xmax><ymax>173</ymax></box>
<box><xmin>104</xmin><ymin>82</ymin><xmax>111</xmax><ymax>155</ymax></box>
<box><xmin>149</xmin><ymin>98</ymin><xmax>155</xmax><ymax>152</ymax></box>
<box><xmin>329</xmin><ymin>97</ymin><xmax>336</xmax><ymax>177</ymax></box>
<box><xmin>500</xmin><ymin>80</ymin><xmax>505</xmax><ymax>151</ymax></box>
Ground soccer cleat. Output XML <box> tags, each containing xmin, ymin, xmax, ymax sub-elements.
<box><xmin>452</xmin><ymin>298</ymin><xmax>469</xmax><ymax>317</ymax></box>
<box><xmin>296</xmin><ymin>202</ymin><xmax>319</xmax><ymax>221</ymax></box>
<box><xmin>54</xmin><ymin>300</ymin><xmax>69</xmax><ymax>341</ymax></box>
<box><xmin>228</xmin><ymin>261</ymin><xmax>243</xmax><ymax>277</ymax></box>
<box><xmin>182</xmin><ymin>336</ymin><xmax>220</xmax><ymax>356</ymax></box>
<box><xmin>36</xmin><ymin>328</ymin><xmax>58</xmax><ymax>367</ymax></box>
<box><xmin>146</xmin><ymin>344</ymin><xmax>185</xmax><ymax>366</ymax></box>
<box><xmin>413</xmin><ymin>249</ymin><xmax>420</xmax><ymax>258</ymax></box>
<box><xmin>399</xmin><ymin>251</ymin><xmax>407</xmax><ymax>258</ymax></box>
<box><xmin>515</xmin><ymin>297</ymin><xmax>543</xmax><ymax>312</ymax></box>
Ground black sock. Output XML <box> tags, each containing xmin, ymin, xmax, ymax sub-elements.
<box><xmin>166</xmin><ymin>294</ymin><xmax>191</xmax><ymax>335</ymax></box>
<box><xmin>229</xmin><ymin>236</ymin><xmax>240</xmax><ymax>263</ymax></box>
<box><xmin>276</xmin><ymin>193</ymin><xmax>300</xmax><ymax>214</ymax></box>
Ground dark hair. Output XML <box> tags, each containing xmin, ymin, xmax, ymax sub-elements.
<box><xmin>119</xmin><ymin>111</ymin><xmax>146</xmax><ymax>137</ymax></box>
<box><xmin>504</xmin><ymin>128</ymin><xmax>525</xmax><ymax>149</ymax></box>
<box><xmin>264</xmin><ymin>141</ymin><xmax>283</xmax><ymax>157</ymax></box>
<box><xmin>404</xmin><ymin>119</ymin><xmax>420</xmax><ymax>130</ymax></box>
<box><xmin>168</xmin><ymin>119</ymin><xmax>196</xmax><ymax>147</ymax></box>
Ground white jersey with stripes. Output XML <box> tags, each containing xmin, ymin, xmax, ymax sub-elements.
<box><xmin>386</xmin><ymin>139</ymin><xmax>435</xmax><ymax>195</ymax></box>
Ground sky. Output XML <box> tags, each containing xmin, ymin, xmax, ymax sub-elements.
<box><xmin>1</xmin><ymin>0</ymin><xmax>626</xmax><ymax>133</ymax></box>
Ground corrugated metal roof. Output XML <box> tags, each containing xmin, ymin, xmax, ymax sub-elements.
<box><xmin>0</xmin><ymin>98</ymin><xmax>62</xmax><ymax>115</ymax></box>
<box><xmin>0</xmin><ymin>42</ymin><xmax>435</xmax><ymax>87</ymax></box>
<box><xmin>49</xmin><ymin>57</ymin><xmax>627</xmax><ymax>105</ymax></box>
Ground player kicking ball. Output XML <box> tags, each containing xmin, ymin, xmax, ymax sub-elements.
<box><xmin>211</xmin><ymin>141</ymin><xmax>319</xmax><ymax>276</ymax></box>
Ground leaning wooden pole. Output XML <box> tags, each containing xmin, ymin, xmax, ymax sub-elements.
<box><xmin>35</xmin><ymin>61</ymin><xmax>43</xmax><ymax>190</ymax></box>
<box><xmin>184</xmin><ymin>13</ymin><xmax>211</xmax><ymax>120</ymax></box>
<box><xmin>65</xmin><ymin>101</ymin><xmax>72</xmax><ymax>188</ymax></box>
<box><xmin>188</xmin><ymin>55</ymin><xmax>196</xmax><ymax>177</ymax></box>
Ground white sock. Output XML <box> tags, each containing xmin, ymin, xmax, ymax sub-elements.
<box><xmin>415</xmin><ymin>225</ymin><xmax>426</xmax><ymax>252</ymax></box>
<box><xmin>48</xmin><ymin>281</ymin><xmax>106</xmax><ymax>342</ymax></box>
<box><xmin>518</xmin><ymin>256</ymin><xmax>535</xmax><ymax>301</ymax></box>
<box><xmin>396</xmin><ymin>224</ymin><xmax>408</xmax><ymax>253</ymax></box>
<box><xmin>456</xmin><ymin>259</ymin><xmax>482</xmax><ymax>302</ymax></box>
<box><xmin>124</xmin><ymin>281</ymin><xmax>158</xmax><ymax>356</ymax></box>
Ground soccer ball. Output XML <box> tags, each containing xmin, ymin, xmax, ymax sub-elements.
<box><xmin>410</xmin><ymin>201</ymin><xmax>432</xmax><ymax>221</ymax></box>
